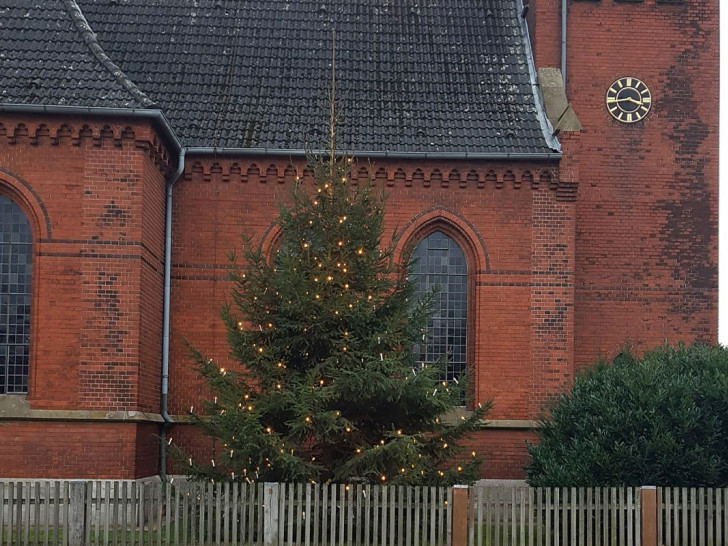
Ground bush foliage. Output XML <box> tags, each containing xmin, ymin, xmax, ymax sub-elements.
<box><xmin>526</xmin><ymin>344</ymin><xmax>728</xmax><ymax>487</ymax></box>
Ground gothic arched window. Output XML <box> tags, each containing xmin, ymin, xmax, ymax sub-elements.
<box><xmin>0</xmin><ymin>196</ymin><xmax>32</xmax><ymax>394</ymax></box>
<box><xmin>411</xmin><ymin>231</ymin><xmax>468</xmax><ymax>387</ymax></box>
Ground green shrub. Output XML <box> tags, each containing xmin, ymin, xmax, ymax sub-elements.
<box><xmin>526</xmin><ymin>344</ymin><xmax>728</xmax><ymax>487</ymax></box>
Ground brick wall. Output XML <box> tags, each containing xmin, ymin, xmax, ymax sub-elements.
<box><xmin>0</xmin><ymin>115</ymin><xmax>169</xmax><ymax>478</ymax></box>
<box><xmin>0</xmin><ymin>0</ymin><xmax>718</xmax><ymax>480</ymax></box>
<box><xmin>167</xmin><ymin>156</ymin><xmax>570</xmax><ymax>477</ymax></box>
<box><xmin>565</xmin><ymin>0</ymin><xmax>717</xmax><ymax>364</ymax></box>
<box><xmin>0</xmin><ymin>421</ymin><xmax>157</xmax><ymax>479</ymax></box>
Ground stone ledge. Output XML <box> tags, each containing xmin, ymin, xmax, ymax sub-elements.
<box><xmin>169</xmin><ymin>413</ymin><xmax>538</xmax><ymax>429</ymax></box>
<box><xmin>482</xmin><ymin>419</ymin><xmax>539</xmax><ymax>429</ymax></box>
<box><xmin>0</xmin><ymin>399</ymin><xmax>164</xmax><ymax>423</ymax></box>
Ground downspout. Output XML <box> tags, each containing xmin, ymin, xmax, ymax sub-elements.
<box><xmin>160</xmin><ymin>148</ymin><xmax>186</xmax><ymax>481</ymax></box>
<box><xmin>561</xmin><ymin>0</ymin><xmax>567</xmax><ymax>85</ymax></box>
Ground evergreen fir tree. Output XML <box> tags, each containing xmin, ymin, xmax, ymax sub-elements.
<box><xmin>183</xmin><ymin>157</ymin><xmax>490</xmax><ymax>485</ymax></box>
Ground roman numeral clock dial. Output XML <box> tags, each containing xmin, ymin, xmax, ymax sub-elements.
<box><xmin>606</xmin><ymin>77</ymin><xmax>651</xmax><ymax>123</ymax></box>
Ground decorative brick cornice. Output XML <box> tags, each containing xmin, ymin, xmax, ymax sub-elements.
<box><xmin>183</xmin><ymin>158</ymin><xmax>561</xmax><ymax>192</ymax></box>
<box><xmin>0</xmin><ymin>119</ymin><xmax>173</xmax><ymax>176</ymax></box>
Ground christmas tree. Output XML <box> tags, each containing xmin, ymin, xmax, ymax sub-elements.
<box><xmin>183</xmin><ymin>156</ymin><xmax>489</xmax><ymax>485</ymax></box>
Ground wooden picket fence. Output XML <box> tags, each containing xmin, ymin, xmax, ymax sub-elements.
<box><xmin>660</xmin><ymin>488</ymin><xmax>727</xmax><ymax>546</ymax></box>
<box><xmin>469</xmin><ymin>486</ymin><xmax>642</xmax><ymax>546</ymax></box>
<box><xmin>1</xmin><ymin>480</ymin><xmax>727</xmax><ymax>545</ymax></box>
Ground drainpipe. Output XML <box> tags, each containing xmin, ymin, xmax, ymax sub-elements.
<box><xmin>160</xmin><ymin>148</ymin><xmax>185</xmax><ymax>481</ymax></box>
<box><xmin>561</xmin><ymin>0</ymin><xmax>567</xmax><ymax>85</ymax></box>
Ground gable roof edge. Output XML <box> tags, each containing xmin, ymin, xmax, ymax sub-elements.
<box><xmin>62</xmin><ymin>0</ymin><xmax>157</xmax><ymax>109</ymax></box>
<box><xmin>517</xmin><ymin>0</ymin><xmax>561</xmax><ymax>153</ymax></box>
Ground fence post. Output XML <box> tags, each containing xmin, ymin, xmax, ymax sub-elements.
<box><xmin>640</xmin><ymin>486</ymin><xmax>657</xmax><ymax>546</ymax></box>
<box><xmin>263</xmin><ymin>482</ymin><xmax>280</xmax><ymax>546</ymax></box>
<box><xmin>68</xmin><ymin>480</ymin><xmax>87</xmax><ymax>546</ymax></box>
<box><xmin>451</xmin><ymin>485</ymin><xmax>469</xmax><ymax>546</ymax></box>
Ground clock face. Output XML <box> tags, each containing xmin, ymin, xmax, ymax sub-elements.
<box><xmin>606</xmin><ymin>77</ymin><xmax>652</xmax><ymax>123</ymax></box>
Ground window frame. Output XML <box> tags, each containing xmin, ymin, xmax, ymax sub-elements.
<box><xmin>404</xmin><ymin>221</ymin><xmax>478</xmax><ymax>404</ymax></box>
<box><xmin>0</xmin><ymin>194</ymin><xmax>34</xmax><ymax>395</ymax></box>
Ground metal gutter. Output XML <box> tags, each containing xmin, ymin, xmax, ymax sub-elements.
<box><xmin>517</xmin><ymin>0</ymin><xmax>561</xmax><ymax>152</ymax></box>
<box><xmin>185</xmin><ymin>147</ymin><xmax>562</xmax><ymax>160</ymax></box>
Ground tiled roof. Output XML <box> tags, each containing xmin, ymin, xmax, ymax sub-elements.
<box><xmin>3</xmin><ymin>0</ymin><xmax>558</xmax><ymax>155</ymax></box>
<box><xmin>0</xmin><ymin>1</ymin><xmax>153</xmax><ymax>109</ymax></box>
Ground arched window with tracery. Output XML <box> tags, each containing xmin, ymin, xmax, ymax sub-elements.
<box><xmin>0</xmin><ymin>196</ymin><xmax>32</xmax><ymax>394</ymax></box>
<box><xmin>410</xmin><ymin>230</ymin><xmax>468</xmax><ymax>389</ymax></box>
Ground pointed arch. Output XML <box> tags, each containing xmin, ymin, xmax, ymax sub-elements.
<box><xmin>395</xmin><ymin>208</ymin><xmax>488</xmax><ymax>273</ymax></box>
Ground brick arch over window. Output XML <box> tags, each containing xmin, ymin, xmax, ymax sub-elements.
<box><xmin>395</xmin><ymin>209</ymin><xmax>488</xmax><ymax>273</ymax></box>
<box><xmin>259</xmin><ymin>222</ymin><xmax>283</xmax><ymax>261</ymax></box>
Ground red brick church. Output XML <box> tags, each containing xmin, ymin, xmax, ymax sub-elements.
<box><xmin>0</xmin><ymin>0</ymin><xmax>717</xmax><ymax>479</ymax></box>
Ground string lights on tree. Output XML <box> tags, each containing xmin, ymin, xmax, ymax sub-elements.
<box><xmin>178</xmin><ymin>46</ymin><xmax>489</xmax><ymax>482</ymax></box>
<box><xmin>177</xmin><ymin>152</ymin><xmax>490</xmax><ymax>485</ymax></box>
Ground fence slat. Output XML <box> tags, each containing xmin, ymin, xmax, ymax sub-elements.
<box><xmin>0</xmin><ymin>482</ymin><xmax>5</xmax><ymax>546</ymax></box>
<box><xmin>13</xmin><ymin>483</ymin><xmax>20</xmax><ymax>546</ymax></box>
<box><xmin>391</xmin><ymin>485</ymin><xmax>397</xmax><ymax>546</ymax></box>
<box><xmin>364</xmin><ymin>486</ymin><xmax>371</xmax><ymax>546</ymax></box>
<box><xmin>340</xmin><ymin>484</ymin><xmax>347</xmax><ymax>546</ymax></box>
<box><xmin>716</xmin><ymin>488</ymin><xmax>722</xmax><ymax>546</ymax></box>
<box><xmin>707</xmin><ymin>487</ymin><xmax>713</xmax><ymax>546</ymax></box>
<box><xmin>367</xmin><ymin>485</ymin><xmax>381</xmax><ymax>544</ymax></box>
<box><xmin>719</xmin><ymin>487</ymin><xmax>728</xmax><ymax>544</ymax></box>
<box><xmin>23</xmin><ymin>481</ymin><xmax>31</xmax><ymax>546</ymax></box>
<box><xmin>485</xmin><ymin>486</ymin><xmax>492</xmax><ymax>546</ymax></box>
<box><xmin>43</xmin><ymin>482</ymin><xmax>51</xmax><ymax>546</ymax></box>
<box><xmin>355</xmin><ymin>484</ymin><xmax>362</xmax><ymax>546</ymax></box>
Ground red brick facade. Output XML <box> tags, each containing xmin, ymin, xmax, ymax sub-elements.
<box><xmin>0</xmin><ymin>118</ymin><xmax>169</xmax><ymax>478</ymax></box>
<box><xmin>0</xmin><ymin>0</ymin><xmax>718</xmax><ymax>480</ymax></box>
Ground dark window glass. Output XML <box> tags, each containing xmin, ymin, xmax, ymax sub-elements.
<box><xmin>0</xmin><ymin>196</ymin><xmax>32</xmax><ymax>394</ymax></box>
<box><xmin>411</xmin><ymin>231</ymin><xmax>467</xmax><ymax>390</ymax></box>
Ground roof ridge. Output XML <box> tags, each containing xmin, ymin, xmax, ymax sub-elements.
<box><xmin>62</xmin><ymin>0</ymin><xmax>157</xmax><ymax>109</ymax></box>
